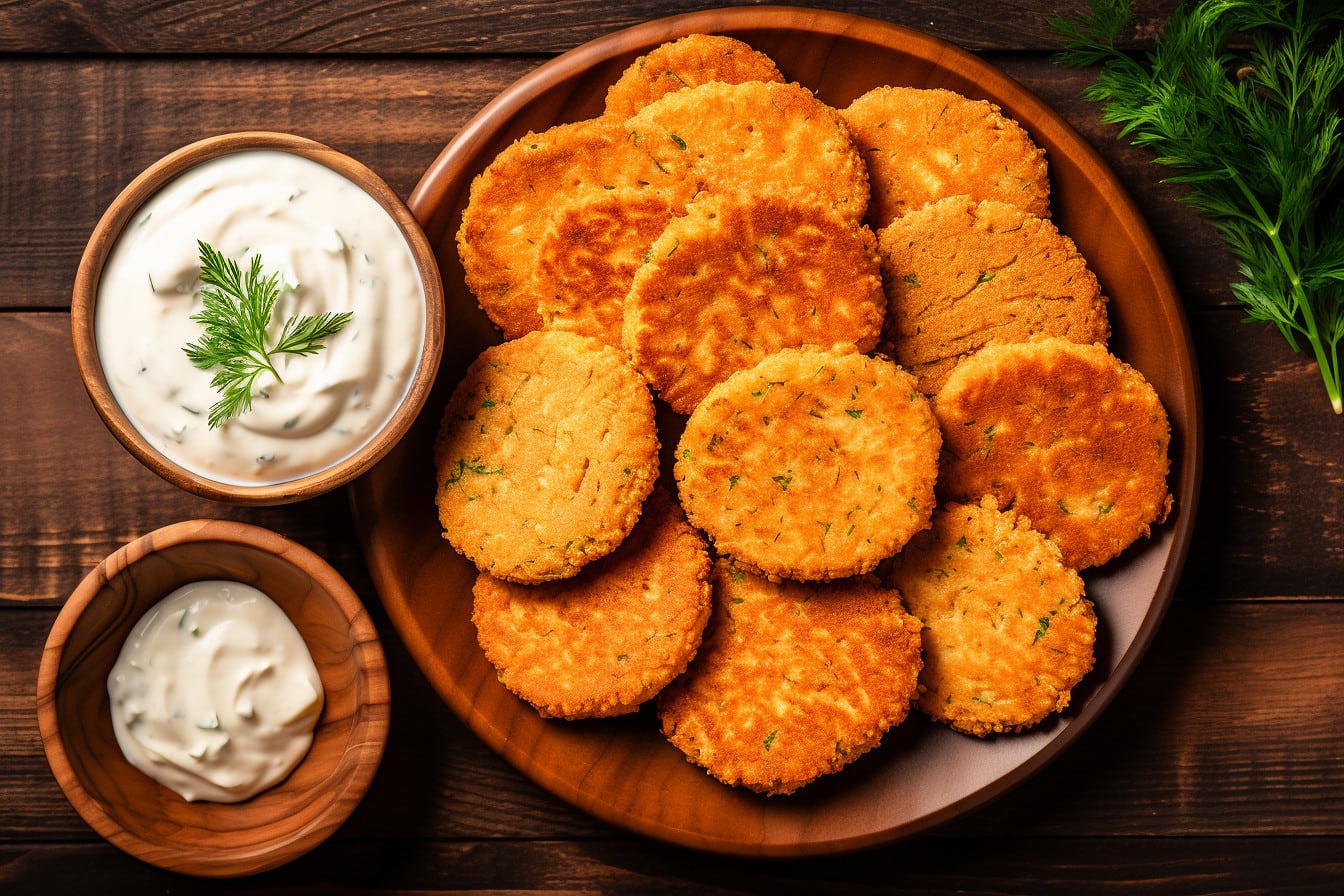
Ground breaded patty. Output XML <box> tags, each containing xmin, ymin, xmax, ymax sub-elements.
<box><xmin>934</xmin><ymin>338</ymin><xmax>1173</xmax><ymax>569</ymax></box>
<box><xmin>472</xmin><ymin>487</ymin><xmax>712</xmax><ymax>719</ymax></box>
<box><xmin>877</xmin><ymin>196</ymin><xmax>1110</xmax><ymax>395</ymax></box>
<box><xmin>886</xmin><ymin>497</ymin><xmax>1096</xmax><ymax>736</ymax></box>
<box><xmin>623</xmin><ymin>192</ymin><xmax>886</xmax><ymax>414</ymax></box>
<box><xmin>604</xmin><ymin>34</ymin><xmax>785</xmax><ymax>120</ymax></box>
<box><xmin>535</xmin><ymin>189</ymin><xmax>678</xmax><ymax>350</ymax></box>
<box><xmin>841</xmin><ymin>86</ymin><xmax>1051</xmax><ymax>226</ymax></box>
<box><xmin>657</xmin><ymin>559</ymin><xmax>923</xmax><ymax>795</ymax></box>
<box><xmin>457</xmin><ymin>116</ymin><xmax>696</xmax><ymax>339</ymax></box>
<box><xmin>675</xmin><ymin>346</ymin><xmax>941</xmax><ymax>581</ymax></box>
<box><xmin>435</xmin><ymin>329</ymin><xmax>660</xmax><ymax>583</ymax></box>
<box><xmin>625</xmin><ymin>80</ymin><xmax>870</xmax><ymax>223</ymax></box>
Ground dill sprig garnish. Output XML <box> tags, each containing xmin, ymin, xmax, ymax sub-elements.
<box><xmin>183</xmin><ymin>240</ymin><xmax>353</xmax><ymax>428</ymax></box>
<box><xmin>1051</xmin><ymin>0</ymin><xmax>1344</xmax><ymax>414</ymax></box>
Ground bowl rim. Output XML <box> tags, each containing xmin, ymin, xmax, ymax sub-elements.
<box><xmin>35</xmin><ymin>518</ymin><xmax>391</xmax><ymax>876</ymax></box>
<box><xmin>71</xmin><ymin>131</ymin><xmax>446</xmax><ymax>506</ymax></box>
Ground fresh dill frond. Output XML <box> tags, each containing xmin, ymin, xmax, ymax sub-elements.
<box><xmin>183</xmin><ymin>240</ymin><xmax>353</xmax><ymax>428</ymax></box>
<box><xmin>1052</xmin><ymin>0</ymin><xmax>1344</xmax><ymax>414</ymax></box>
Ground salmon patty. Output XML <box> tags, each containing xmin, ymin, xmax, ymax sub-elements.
<box><xmin>658</xmin><ymin>559</ymin><xmax>923</xmax><ymax>795</ymax></box>
<box><xmin>934</xmin><ymin>338</ymin><xmax>1173</xmax><ymax>569</ymax></box>
<box><xmin>472</xmin><ymin>487</ymin><xmax>712</xmax><ymax>719</ymax></box>
<box><xmin>435</xmin><ymin>329</ymin><xmax>660</xmax><ymax>583</ymax></box>
<box><xmin>623</xmin><ymin>192</ymin><xmax>885</xmax><ymax>414</ymax></box>
<box><xmin>676</xmin><ymin>346</ymin><xmax>940</xmax><ymax>581</ymax></box>
<box><xmin>887</xmin><ymin>497</ymin><xmax>1096</xmax><ymax>736</ymax></box>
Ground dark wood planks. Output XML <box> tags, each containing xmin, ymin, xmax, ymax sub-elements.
<box><xmin>4</xmin><ymin>310</ymin><xmax>1340</xmax><ymax>608</ymax></box>
<box><xmin>2</xmin><ymin>3</ymin><xmax>1340</xmax><ymax>891</ymax></box>
<box><xmin>0</xmin><ymin>312</ymin><xmax>374</xmax><ymax>605</ymax></box>
<box><xmin>1</xmin><ymin>600</ymin><xmax>606</xmax><ymax>843</ymax></box>
<box><xmin>6</xmin><ymin>596</ymin><xmax>1343</xmax><ymax>841</ymax></box>
<box><xmin>0</xmin><ymin>55</ymin><xmax>533</xmax><ymax>311</ymax></box>
<box><xmin>2</xmin><ymin>836</ymin><xmax>1341</xmax><ymax>894</ymax></box>
<box><xmin>1</xmin><ymin>52</ymin><xmax>1240</xmax><ymax>314</ymax></box>
<box><xmin>0</xmin><ymin>0</ymin><xmax>1183</xmax><ymax>55</ymax></box>
<box><xmin>955</xmin><ymin>599</ymin><xmax>1344</xmax><ymax>837</ymax></box>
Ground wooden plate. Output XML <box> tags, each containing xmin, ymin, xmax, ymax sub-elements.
<box><xmin>350</xmin><ymin>6</ymin><xmax>1202</xmax><ymax>855</ymax></box>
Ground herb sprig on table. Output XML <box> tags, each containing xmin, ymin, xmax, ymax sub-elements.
<box><xmin>1051</xmin><ymin>0</ymin><xmax>1344</xmax><ymax>414</ymax></box>
<box><xmin>183</xmin><ymin>241</ymin><xmax>353</xmax><ymax>428</ymax></box>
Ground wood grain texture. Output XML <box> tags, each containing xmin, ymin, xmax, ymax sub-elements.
<box><xmin>8</xmin><ymin>601</ymin><xmax>1341</xmax><ymax>843</ymax></box>
<box><xmin>34</xmin><ymin>521</ymin><xmax>391</xmax><ymax>877</ymax></box>
<box><xmin>2</xmin><ymin>837</ymin><xmax>1342</xmax><ymax>894</ymax></box>
<box><xmin>0</xmin><ymin>314</ymin><xmax>378</xmax><ymax>606</ymax></box>
<box><xmin>2</xmin><ymin>1</ymin><xmax>1340</xmax><ymax>890</ymax></box>
<box><xmin>1182</xmin><ymin>316</ymin><xmax>1344</xmax><ymax>596</ymax></box>
<box><xmin>0</xmin><ymin>56</ymin><xmax>519</xmax><ymax>312</ymax></box>
<box><xmin>0</xmin><ymin>0</ymin><xmax>1183</xmax><ymax>54</ymax></box>
<box><xmin>0</xmin><ymin>55</ymin><xmax>1240</xmax><ymax>314</ymax></box>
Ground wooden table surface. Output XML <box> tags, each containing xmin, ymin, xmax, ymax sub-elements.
<box><xmin>2</xmin><ymin>1</ymin><xmax>1341</xmax><ymax>892</ymax></box>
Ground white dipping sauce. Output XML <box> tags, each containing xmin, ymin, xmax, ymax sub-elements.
<box><xmin>107</xmin><ymin>580</ymin><xmax>325</xmax><ymax>803</ymax></box>
<box><xmin>95</xmin><ymin>149</ymin><xmax>425</xmax><ymax>485</ymax></box>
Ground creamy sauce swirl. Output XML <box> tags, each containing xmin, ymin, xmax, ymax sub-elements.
<box><xmin>107</xmin><ymin>580</ymin><xmax>324</xmax><ymax>803</ymax></box>
<box><xmin>95</xmin><ymin>149</ymin><xmax>425</xmax><ymax>485</ymax></box>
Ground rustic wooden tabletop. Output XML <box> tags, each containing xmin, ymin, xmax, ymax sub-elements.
<box><xmin>2</xmin><ymin>1</ymin><xmax>1341</xmax><ymax>893</ymax></box>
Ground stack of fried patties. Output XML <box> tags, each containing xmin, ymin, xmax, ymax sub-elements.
<box><xmin>436</xmin><ymin>34</ymin><xmax>1173</xmax><ymax>796</ymax></box>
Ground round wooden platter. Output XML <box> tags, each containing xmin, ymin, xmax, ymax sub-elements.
<box><xmin>349</xmin><ymin>6</ymin><xmax>1203</xmax><ymax>856</ymax></box>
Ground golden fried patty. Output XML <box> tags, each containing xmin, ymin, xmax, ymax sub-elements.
<box><xmin>877</xmin><ymin>196</ymin><xmax>1110</xmax><ymax>395</ymax></box>
<box><xmin>535</xmin><ymin>189</ymin><xmax>678</xmax><ymax>350</ymax></box>
<box><xmin>675</xmin><ymin>346</ymin><xmax>941</xmax><ymax>581</ymax></box>
<box><xmin>623</xmin><ymin>192</ymin><xmax>886</xmax><ymax>414</ymax></box>
<box><xmin>934</xmin><ymin>338</ymin><xmax>1173</xmax><ymax>569</ymax></box>
<box><xmin>887</xmin><ymin>497</ymin><xmax>1096</xmax><ymax>736</ymax></box>
<box><xmin>472</xmin><ymin>487</ymin><xmax>712</xmax><ymax>719</ymax></box>
<box><xmin>604</xmin><ymin>33</ymin><xmax>786</xmax><ymax>120</ymax></box>
<box><xmin>657</xmin><ymin>559</ymin><xmax>923</xmax><ymax>795</ymax></box>
<box><xmin>841</xmin><ymin>85</ymin><xmax>1051</xmax><ymax>226</ymax></box>
<box><xmin>626</xmin><ymin>80</ymin><xmax>870</xmax><ymax>223</ymax></box>
<box><xmin>435</xmin><ymin>329</ymin><xmax>660</xmax><ymax>583</ymax></box>
<box><xmin>457</xmin><ymin>116</ymin><xmax>695</xmax><ymax>339</ymax></box>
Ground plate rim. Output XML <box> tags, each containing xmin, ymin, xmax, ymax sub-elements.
<box><xmin>361</xmin><ymin>4</ymin><xmax>1204</xmax><ymax>855</ymax></box>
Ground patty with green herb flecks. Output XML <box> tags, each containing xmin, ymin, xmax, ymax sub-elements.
<box><xmin>886</xmin><ymin>496</ymin><xmax>1096</xmax><ymax>736</ymax></box>
<box><xmin>674</xmin><ymin>346</ymin><xmax>940</xmax><ymax>581</ymax></box>
<box><xmin>841</xmin><ymin>85</ymin><xmax>1052</xmax><ymax>227</ymax></box>
<box><xmin>457</xmin><ymin>116</ymin><xmax>696</xmax><ymax>340</ymax></box>
<box><xmin>933</xmin><ymin>337</ymin><xmax>1172</xmax><ymax>569</ymax></box>
<box><xmin>876</xmin><ymin>195</ymin><xmax>1110</xmax><ymax>396</ymax></box>
<box><xmin>434</xmin><ymin>329</ymin><xmax>660</xmax><ymax>584</ymax></box>
<box><xmin>603</xmin><ymin>33</ymin><xmax>786</xmax><ymax>120</ymax></box>
<box><xmin>657</xmin><ymin>559</ymin><xmax>923</xmax><ymax>795</ymax></box>
<box><xmin>622</xmin><ymin>192</ymin><xmax>886</xmax><ymax>415</ymax></box>
<box><xmin>472</xmin><ymin>487</ymin><xmax>712</xmax><ymax>719</ymax></box>
<box><xmin>625</xmin><ymin>79</ymin><xmax>870</xmax><ymax>224</ymax></box>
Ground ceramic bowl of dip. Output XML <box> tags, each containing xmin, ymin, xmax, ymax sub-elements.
<box><xmin>35</xmin><ymin>519</ymin><xmax>391</xmax><ymax>877</ymax></box>
<box><xmin>71</xmin><ymin>131</ymin><xmax>445</xmax><ymax>505</ymax></box>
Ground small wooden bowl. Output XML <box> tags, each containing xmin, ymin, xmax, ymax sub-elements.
<box><xmin>70</xmin><ymin>131</ymin><xmax>445</xmax><ymax>505</ymax></box>
<box><xmin>36</xmin><ymin>519</ymin><xmax>391</xmax><ymax>877</ymax></box>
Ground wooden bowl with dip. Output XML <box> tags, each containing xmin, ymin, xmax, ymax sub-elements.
<box><xmin>35</xmin><ymin>519</ymin><xmax>390</xmax><ymax>877</ymax></box>
<box><xmin>71</xmin><ymin>131</ymin><xmax>445</xmax><ymax>505</ymax></box>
